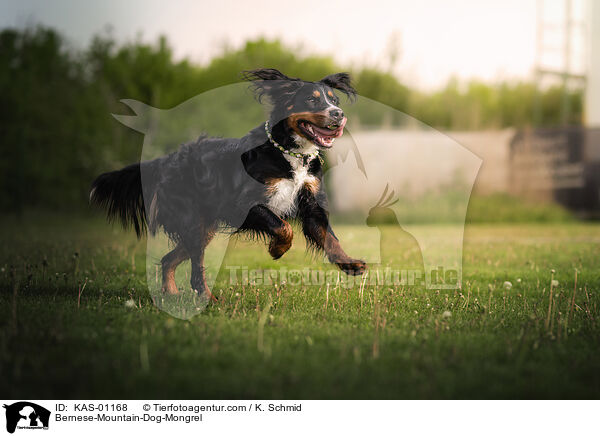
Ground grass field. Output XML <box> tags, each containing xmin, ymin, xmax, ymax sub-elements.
<box><xmin>0</xmin><ymin>215</ymin><xmax>599</xmax><ymax>399</ymax></box>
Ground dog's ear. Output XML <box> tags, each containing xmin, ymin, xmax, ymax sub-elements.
<box><xmin>242</xmin><ymin>68</ymin><xmax>292</xmax><ymax>82</ymax></box>
<box><xmin>320</xmin><ymin>72</ymin><xmax>357</xmax><ymax>102</ymax></box>
<box><xmin>242</xmin><ymin>68</ymin><xmax>302</xmax><ymax>104</ymax></box>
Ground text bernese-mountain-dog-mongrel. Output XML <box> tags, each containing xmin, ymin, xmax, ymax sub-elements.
<box><xmin>90</xmin><ymin>68</ymin><xmax>366</xmax><ymax>301</ymax></box>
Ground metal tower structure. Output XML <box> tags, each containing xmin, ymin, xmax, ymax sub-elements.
<box><xmin>534</xmin><ymin>0</ymin><xmax>587</xmax><ymax>126</ymax></box>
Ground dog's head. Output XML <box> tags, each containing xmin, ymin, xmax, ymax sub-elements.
<box><xmin>243</xmin><ymin>68</ymin><xmax>356</xmax><ymax>149</ymax></box>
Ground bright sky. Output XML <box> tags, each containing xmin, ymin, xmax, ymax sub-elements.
<box><xmin>0</xmin><ymin>0</ymin><xmax>588</xmax><ymax>90</ymax></box>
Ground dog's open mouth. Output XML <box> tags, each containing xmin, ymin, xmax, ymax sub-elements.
<box><xmin>298</xmin><ymin>119</ymin><xmax>346</xmax><ymax>148</ymax></box>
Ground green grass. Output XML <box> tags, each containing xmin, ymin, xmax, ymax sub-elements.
<box><xmin>466</xmin><ymin>193</ymin><xmax>575</xmax><ymax>223</ymax></box>
<box><xmin>0</xmin><ymin>215</ymin><xmax>599</xmax><ymax>399</ymax></box>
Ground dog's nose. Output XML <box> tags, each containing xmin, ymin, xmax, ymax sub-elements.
<box><xmin>329</xmin><ymin>109</ymin><xmax>344</xmax><ymax>121</ymax></box>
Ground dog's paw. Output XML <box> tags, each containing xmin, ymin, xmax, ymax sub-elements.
<box><xmin>268</xmin><ymin>234</ymin><xmax>292</xmax><ymax>259</ymax></box>
<box><xmin>193</xmin><ymin>287</ymin><xmax>219</xmax><ymax>303</ymax></box>
<box><xmin>337</xmin><ymin>258</ymin><xmax>367</xmax><ymax>276</ymax></box>
<box><xmin>161</xmin><ymin>282</ymin><xmax>180</xmax><ymax>295</ymax></box>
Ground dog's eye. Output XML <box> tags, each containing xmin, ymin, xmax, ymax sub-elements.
<box><xmin>307</xmin><ymin>96</ymin><xmax>318</xmax><ymax>103</ymax></box>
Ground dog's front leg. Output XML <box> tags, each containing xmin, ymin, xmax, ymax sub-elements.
<box><xmin>298</xmin><ymin>191</ymin><xmax>366</xmax><ymax>276</ymax></box>
<box><xmin>238</xmin><ymin>205</ymin><xmax>293</xmax><ymax>259</ymax></box>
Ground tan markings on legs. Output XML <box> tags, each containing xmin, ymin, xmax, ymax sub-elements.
<box><xmin>323</xmin><ymin>230</ymin><xmax>346</xmax><ymax>263</ymax></box>
<box><xmin>190</xmin><ymin>224</ymin><xmax>219</xmax><ymax>303</ymax></box>
<box><xmin>268</xmin><ymin>221</ymin><xmax>293</xmax><ymax>259</ymax></box>
<box><xmin>204</xmin><ymin>289</ymin><xmax>219</xmax><ymax>303</ymax></box>
<box><xmin>161</xmin><ymin>243</ymin><xmax>189</xmax><ymax>295</ymax></box>
<box><xmin>323</xmin><ymin>229</ymin><xmax>367</xmax><ymax>276</ymax></box>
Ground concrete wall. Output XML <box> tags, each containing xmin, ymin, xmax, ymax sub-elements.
<box><xmin>445</xmin><ymin>130</ymin><xmax>514</xmax><ymax>194</ymax></box>
<box><xmin>327</xmin><ymin>129</ymin><xmax>513</xmax><ymax>210</ymax></box>
<box><xmin>586</xmin><ymin>0</ymin><xmax>600</xmax><ymax>127</ymax></box>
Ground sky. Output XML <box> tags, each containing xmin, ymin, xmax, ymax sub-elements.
<box><xmin>0</xmin><ymin>0</ymin><xmax>588</xmax><ymax>90</ymax></box>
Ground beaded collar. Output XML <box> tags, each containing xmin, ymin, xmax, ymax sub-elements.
<box><xmin>264</xmin><ymin>120</ymin><xmax>323</xmax><ymax>165</ymax></box>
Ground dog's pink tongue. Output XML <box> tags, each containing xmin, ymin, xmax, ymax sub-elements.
<box><xmin>313</xmin><ymin>118</ymin><xmax>347</xmax><ymax>138</ymax></box>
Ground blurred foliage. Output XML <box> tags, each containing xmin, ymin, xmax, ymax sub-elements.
<box><xmin>0</xmin><ymin>25</ymin><xmax>584</xmax><ymax>213</ymax></box>
<box><xmin>409</xmin><ymin>78</ymin><xmax>583</xmax><ymax>130</ymax></box>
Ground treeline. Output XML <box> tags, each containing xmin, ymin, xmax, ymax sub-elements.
<box><xmin>0</xmin><ymin>26</ymin><xmax>583</xmax><ymax>212</ymax></box>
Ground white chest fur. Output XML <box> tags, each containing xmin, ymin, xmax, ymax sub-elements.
<box><xmin>266</xmin><ymin>152</ymin><xmax>318</xmax><ymax>217</ymax></box>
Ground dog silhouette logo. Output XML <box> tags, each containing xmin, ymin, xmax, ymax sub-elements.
<box><xmin>3</xmin><ymin>402</ymin><xmax>50</xmax><ymax>434</ymax></box>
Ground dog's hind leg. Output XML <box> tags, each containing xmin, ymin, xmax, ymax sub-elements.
<box><xmin>161</xmin><ymin>243</ymin><xmax>189</xmax><ymax>295</ymax></box>
<box><xmin>182</xmin><ymin>223</ymin><xmax>219</xmax><ymax>302</ymax></box>
<box><xmin>190</xmin><ymin>254</ymin><xmax>218</xmax><ymax>302</ymax></box>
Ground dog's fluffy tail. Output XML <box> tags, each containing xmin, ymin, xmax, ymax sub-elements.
<box><xmin>90</xmin><ymin>163</ymin><xmax>147</xmax><ymax>238</ymax></box>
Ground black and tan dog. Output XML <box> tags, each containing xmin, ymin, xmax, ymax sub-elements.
<box><xmin>91</xmin><ymin>68</ymin><xmax>366</xmax><ymax>301</ymax></box>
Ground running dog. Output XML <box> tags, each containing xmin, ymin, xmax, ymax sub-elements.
<box><xmin>90</xmin><ymin>68</ymin><xmax>366</xmax><ymax>301</ymax></box>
